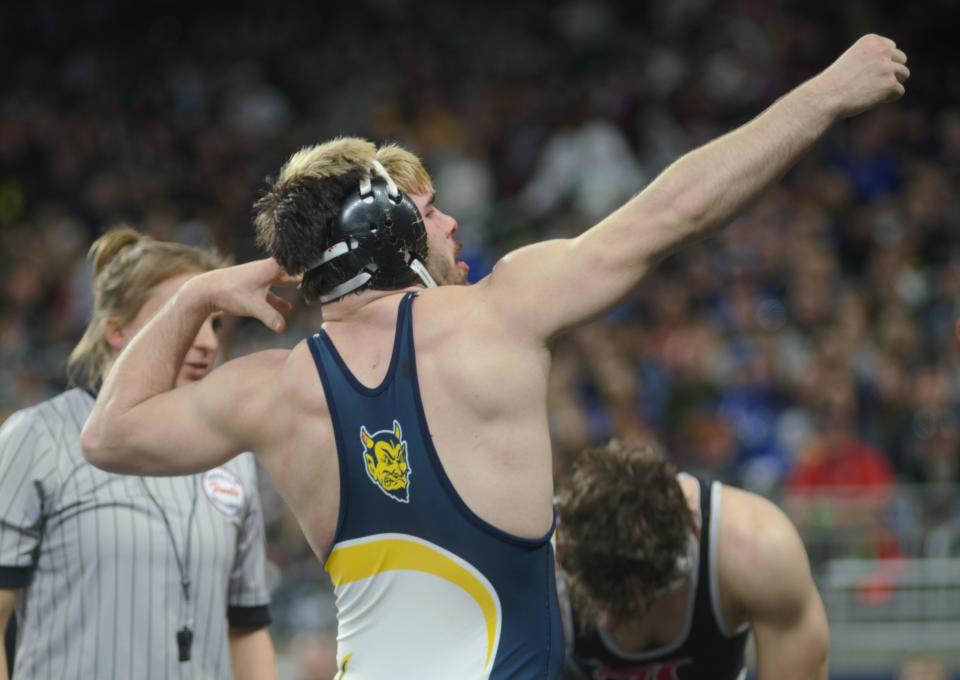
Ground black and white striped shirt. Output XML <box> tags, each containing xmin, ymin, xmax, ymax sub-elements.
<box><xmin>0</xmin><ymin>389</ymin><xmax>271</xmax><ymax>679</ymax></box>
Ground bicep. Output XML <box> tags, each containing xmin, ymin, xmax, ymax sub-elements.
<box><xmin>85</xmin><ymin>353</ymin><xmax>283</xmax><ymax>476</ymax></box>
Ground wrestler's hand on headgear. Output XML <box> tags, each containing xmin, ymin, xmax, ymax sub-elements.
<box><xmin>809</xmin><ymin>34</ymin><xmax>909</xmax><ymax>119</ymax></box>
<box><xmin>194</xmin><ymin>258</ymin><xmax>300</xmax><ymax>332</ymax></box>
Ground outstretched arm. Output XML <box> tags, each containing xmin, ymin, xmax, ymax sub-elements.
<box><xmin>480</xmin><ymin>35</ymin><xmax>908</xmax><ymax>340</ymax></box>
<box><xmin>82</xmin><ymin>258</ymin><xmax>296</xmax><ymax>475</ymax></box>
<box><xmin>722</xmin><ymin>489</ymin><xmax>829</xmax><ymax>680</ymax></box>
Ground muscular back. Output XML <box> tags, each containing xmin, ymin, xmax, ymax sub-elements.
<box><xmin>256</xmin><ymin>285</ymin><xmax>555</xmax><ymax>558</ymax></box>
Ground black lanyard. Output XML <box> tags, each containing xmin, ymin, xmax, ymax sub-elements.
<box><xmin>140</xmin><ymin>477</ymin><xmax>200</xmax><ymax>662</ymax></box>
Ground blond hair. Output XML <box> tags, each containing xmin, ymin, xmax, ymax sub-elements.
<box><xmin>273</xmin><ymin>138</ymin><xmax>432</xmax><ymax>198</ymax></box>
<box><xmin>67</xmin><ymin>227</ymin><xmax>229</xmax><ymax>389</ymax></box>
<box><xmin>254</xmin><ymin>137</ymin><xmax>433</xmax><ymax>301</ymax></box>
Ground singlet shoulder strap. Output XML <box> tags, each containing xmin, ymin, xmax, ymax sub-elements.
<box><xmin>691</xmin><ymin>477</ymin><xmax>745</xmax><ymax>639</ymax></box>
<box><xmin>705</xmin><ymin>480</ymin><xmax>748</xmax><ymax>638</ymax></box>
<box><xmin>392</xmin><ymin>291</ymin><xmax>417</xmax><ymax>379</ymax></box>
<box><xmin>687</xmin><ymin>475</ymin><xmax>726</xmax><ymax>641</ymax></box>
<box><xmin>306</xmin><ymin>292</ymin><xmax>419</xmax><ymax>559</ymax></box>
<box><xmin>308</xmin><ymin>292</ymin><xmax>417</xmax><ymax>396</ymax></box>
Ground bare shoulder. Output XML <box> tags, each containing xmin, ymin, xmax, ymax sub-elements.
<box><xmin>413</xmin><ymin>283</ymin><xmax>515</xmax><ymax>338</ymax></box>
<box><xmin>471</xmin><ymin>235</ymin><xmax>639</xmax><ymax>340</ymax></box>
<box><xmin>718</xmin><ymin>486</ymin><xmax>805</xmax><ymax>558</ymax></box>
<box><xmin>716</xmin><ymin>486</ymin><xmax>814</xmax><ymax>619</ymax></box>
<box><xmin>416</xmin><ymin>282</ymin><xmax>493</xmax><ymax>313</ymax></box>
<box><xmin>471</xmin><ymin>240</ymin><xmax>570</xmax><ymax>304</ymax></box>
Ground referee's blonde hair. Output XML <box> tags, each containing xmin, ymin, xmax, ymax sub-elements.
<box><xmin>67</xmin><ymin>227</ymin><xmax>229</xmax><ymax>389</ymax></box>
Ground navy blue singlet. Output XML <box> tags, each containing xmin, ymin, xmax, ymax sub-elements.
<box><xmin>308</xmin><ymin>292</ymin><xmax>564</xmax><ymax>679</ymax></box>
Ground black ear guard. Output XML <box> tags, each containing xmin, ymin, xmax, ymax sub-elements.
<box><xmin>306</xmin><ymin>165</ymin><xmax>434</xmax><ymax>303</ymax></box>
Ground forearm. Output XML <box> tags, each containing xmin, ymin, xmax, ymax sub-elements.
<box><xmin>229</xmin><ymin>627</ymin><xmax>277</xmax><ymax>680</ymax></box>
<box><xmin>607</xmin><ymin>81</ymin><xmax>837</xmax><ymax>262</ymax></box>
<box><xmin>85</xmin><ymin>281</ymin><xmax>212</xmax><ymax>447</ymax></box>
<box><xmin>488</xmin><ymin>36</ymin><xmax>904</xmax><ymax>339</ymax></box>
<box><xmin>1</xmin><ymin>590</ymin><xmax>15</xmax><ymax>680</ymax></box>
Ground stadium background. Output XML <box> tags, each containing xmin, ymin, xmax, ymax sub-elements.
<box><xmin>2</xmin><ymin>0</ymin><xmax>959</xmax><ymax>677</ymax></box>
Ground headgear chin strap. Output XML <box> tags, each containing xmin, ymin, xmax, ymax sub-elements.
<box><xmin>408</xmin><ymin>257</ymin><xmax>436</xmax><ymax>288</ymax></box>
<box><xmin>306</xmin><ymin>161</ymin><xmax>434</xmax><ymax>303</ymax></box>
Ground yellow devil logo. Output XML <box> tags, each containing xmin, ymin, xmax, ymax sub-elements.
<box><xmin>361</xmin><ymin>420</ymin><xmax>411</xmax><ymax>503</ymax></box>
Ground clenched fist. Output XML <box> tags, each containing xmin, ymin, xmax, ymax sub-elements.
<box><xmin>809</xmin><ymin>34</ymin><xmax>909</xmax><ymax>119</ymax></box>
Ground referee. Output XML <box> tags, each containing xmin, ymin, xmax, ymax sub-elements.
<box><xmin>0</xmin><ymin>228</ymin><xmax>276</xmax><ymax>679</ymax></box>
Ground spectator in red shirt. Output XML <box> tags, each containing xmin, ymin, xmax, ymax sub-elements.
<box><xmin>785</xmin><ymin>373</ymin><xmax>901</xmax><ymax>601</ymax></box>
<box><xmin>787</xmin><ymin>374</ymin><xmax>894</xmax><ymax>491</ymax></box>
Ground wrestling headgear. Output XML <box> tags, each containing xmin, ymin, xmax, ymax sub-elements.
<box><xmin>306</xmin><ymin>160</ymin><xmax>435</xmax><ymax>303</ymax></box>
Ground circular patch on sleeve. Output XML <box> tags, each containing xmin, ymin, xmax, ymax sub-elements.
<box><xmin>202</xmin><ymin>467</ymin><xmax>246</xmax><ymax>516</ymax></box>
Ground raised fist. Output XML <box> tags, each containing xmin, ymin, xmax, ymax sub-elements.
<box><xmin>811</xmin><ymin>34</ymin><xmax>909</xmax><ymax>119</ymax></box>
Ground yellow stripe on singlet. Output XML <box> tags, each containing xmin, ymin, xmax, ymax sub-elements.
<box><xmin>326</xmin><ymin>535</ymin><xmax>500</xmax><ymax>672</ymax></box>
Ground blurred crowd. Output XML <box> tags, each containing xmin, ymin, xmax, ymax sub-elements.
<box><xmin>2</xmin><ymin>0</ymin><xmax>959</xmax><ymax>676</ymax></box>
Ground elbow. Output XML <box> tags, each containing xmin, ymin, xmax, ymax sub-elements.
<box><xmin>669</xmin><ymin>188</ymin><xmax>711</xmax><ymax>235</ymax></box>
<box><xmin>80</xmin><ymin>419</ymin><xmax>127</xmax><ymax>473</ymax></box>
